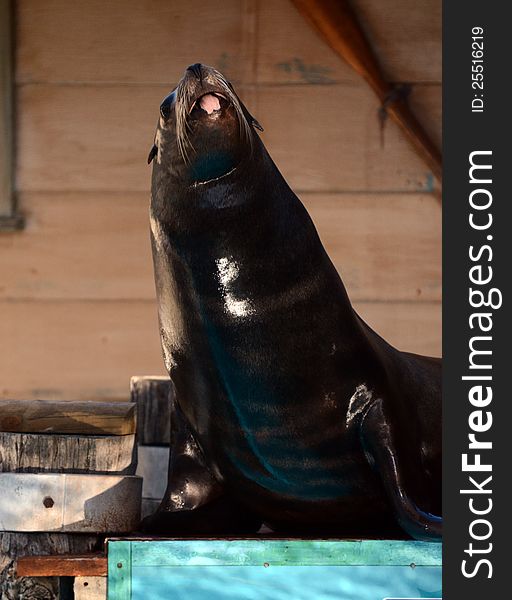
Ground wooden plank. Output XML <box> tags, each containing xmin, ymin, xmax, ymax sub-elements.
<box><xmin>255</xmin><ymin>83</ymin><xmax>441</xmax><ymax>193</ymax></box>
<box><xmin>2</xmin><ymin>534</ymin><xmax>99</xmax><ymax>598</ymax></box>
<box><xmin>288</xmin><ymin>0</ymin><xmax>441</xmax><ymax>183</ymax></box>
<box><xmin>17</xmin><ymin>554</ymin><xmax>107</xmax><ymax>577</ymax></box>
<box><xmin>16</xmin><ymin>0</ymin><xmax>252</xmax><ymax>84</ymax></box>
<box><xmin>16</xmin><ymin>84</ymin><xmax>160</xmax><ymax>193</ymax></box>
<box><xmin>303</xmin><ymin>193</ymin><xmax>441</xmax><ymax>302</ymax></box>
<box><xmin>0</xmin><ymin>300</ymin><xmax>166</xmax><ymax>401</ymax></box>
<box><xmin>108</xmin><ymin>540</ymin><xmax>441</xmax><ymax>599</ymax></box>
<box><xmin>74</xmin><ymin>576</ymin><xmax>107</xmax><ymax>600</ymax></box>
<box><xmin>0</xmin><ymin>473</ymin><xmax>141</xmax><ymax>532</ymax></box>
<box><xmin>356</xmin><ymin>301</ymin><xmax>441</xmax><ymax>357</ymax></box>
<box><xmin>0</xmin><ymin>400</ymin><xmax>136</xmax><ymax>435</ymax></box>
<box><xmin>15</xmin><ymin>0</ymin><xmax>440</xmax><ymax>86</ymax></box>
<box><xmin>107</xmin><ymin>541</ymin><xmax>131</xmax><ymax>600</ymax></box>
<box><xmin>0</xmin><ymin>192</ymin><xmax>440</xmax><ymax>302</ymax></box>
<box><xmin>257</xmin><ymin>0</ymin><xmax>441</xmax><ymax>84</ymax></box>
<box><xmin>119</xmin><ymin>539</ymin><xmax>442</xmax><ymax>567</ymax></box>
<box><xmin>354</xmin><ymin>0</ymin><xmax>441</xmax><ymax>82</ymax></box>
<box><xmin>130</xmin><ymin>376</ymin><xmax>172</xmax><ymax>445</ymax></box>
<box><xmin>136</xmin><ymin>446</ymin><xmax>169</xmax><ymax>501</ymax></box>
<box><xmin>0</xmin><ymin>432</ymin><xmax>136</xmax><ymax>474</ymax></box>
<box><xmin>0</xmin><ymin>192</ymin><xmax>154</xmax><ymax>300</ymax></box>
<box><xmin>18</xmin><ymin>84</ymin><xmax>441</xmax><ymax>193</ymax></box>
<box><xmin>16</xmin><ymin>83</ymin><xmax>440</xmax><ymax>193</ymax></box>
<box><xmin>0</xmin><ymin>299</ymin><xmax>439</xmax><ymax>402</ymax></box>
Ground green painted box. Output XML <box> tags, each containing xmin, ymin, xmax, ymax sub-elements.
<box><xmin>107</xmin><ymin>539</ymin><xmax>442</xmax><ymax>600</ymax></box>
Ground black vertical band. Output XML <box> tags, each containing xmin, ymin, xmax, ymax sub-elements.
<box><xmin>443</xmin><ymin>2</ymin><xmax>509</xmax><ymax>597</ymax></box>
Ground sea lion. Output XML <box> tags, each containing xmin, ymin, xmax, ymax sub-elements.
<box><xmin>145</xmin><ymin>63</ymin><xmax>442</xmax><ymax>541</ymax></box>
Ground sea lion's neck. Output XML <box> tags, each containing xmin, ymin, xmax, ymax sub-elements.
<box><xmin>151</xmin><ymin>146</ymin><xmax>286</xmax><ymax>235</ymax></box>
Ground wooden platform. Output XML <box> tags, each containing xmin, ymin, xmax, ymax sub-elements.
<box><xmin>107</xmin><ymin>539</ymin><xmax>442</xmax><ymax>599</ymax></box>
<box><xmin>17</xmin><ymin>554</ymin><xmax>107</xmax><ymax>577</ymax></box>
<box><xmin>16</xmin><ymin>538</ymin><xmax>442</xmax><ymax>599</ymax></box>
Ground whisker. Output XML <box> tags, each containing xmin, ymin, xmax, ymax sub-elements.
<box><xmin>174</xmin><ymin>68</ymin><xmax>253</xmax><ymax>162</ymax></box>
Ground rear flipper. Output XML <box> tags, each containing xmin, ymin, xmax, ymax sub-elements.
<box><xmin>360</xmin><ymin>398</ymin><xmax>442</xmax><ymax>541</ymax></box>
<box><xmin>140</xmin><ymin>392</ymin><xmax>261</xmax><ymax>536</ymax></box>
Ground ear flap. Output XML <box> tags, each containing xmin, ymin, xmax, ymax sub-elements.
<box><xmin>240</xmin><ymin>103</ymin><xmax>264</xmax><ymax>132</ymax></box>
<box><xmin>226</xmin><ymin>80</ymin><xmax>264</xmax><ymax>133</ymax></box>
<box><xmin>147</xmin><ymin>144</ymin><xmax>158</xmax><ymax>164</ymax></box>
<box><xmin>251</xmin><ymin>118</ymin><xmax>264</xmax><ymax>132</ymax></box>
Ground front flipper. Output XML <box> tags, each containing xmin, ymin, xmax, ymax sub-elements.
<box><xmin>360</xmin><ymin>398</ymin><xmax>442</xmax><ymax>541</ymax></box>
<box><xmin>140</xmin><ymin>392</ymin><xmax>261</xmax><ymax>535</ymax></box>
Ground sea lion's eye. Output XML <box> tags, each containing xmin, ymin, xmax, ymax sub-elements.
<box><xmin>160</xmin><ymin>101</ymin><xmax>171</xmax><ymax>120</ymax></box>
<box><xmin>160</xmin><ymin>105</ymin><xmax>169</xmax><ymax>120</ymax></box>
<box><xmin>159</xmin><ymin>91</ymin><xmax>176</xmax><ymax>120</ymax></box>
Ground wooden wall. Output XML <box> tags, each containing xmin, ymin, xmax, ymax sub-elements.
<box><xmin>0</xmin><ymin>0</ymin><xmax>441</xmax><ymax>401</ymax></box>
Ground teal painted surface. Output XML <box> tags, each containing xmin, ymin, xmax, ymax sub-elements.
<box><xmin>108</xmin><ymin>539</ymin><xmax>131</xmax><ymax>600</ymax></box>
<box><xmin>107</xmin><ymin>540</ymin><xmax>442</xmax><ymax>600</ymax></box>
<box><xmin>128</xmin><ymin>539</ymin><xmax>441</xmax><ymax>567</ymax></box>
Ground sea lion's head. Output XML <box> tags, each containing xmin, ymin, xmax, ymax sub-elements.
<box><xmin>149</xmin><ymin>64</ymin><xmax>262</xmax><ymax>186</ymax></box>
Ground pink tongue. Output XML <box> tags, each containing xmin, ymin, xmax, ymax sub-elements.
<box><xmin>199</xmin><ymin>94</ymin><xmax>221</xmax><ymax>114</ymax></box>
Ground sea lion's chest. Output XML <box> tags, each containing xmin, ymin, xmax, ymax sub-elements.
<box><xmin>157</xmin><ymin>240</ymin><xmax>374</xmax><ymax>493</ymax></box>
<box><xmin>151</xmin><ymin>189</ymin><xmax>380</xmax><ymax>499</ymax></box>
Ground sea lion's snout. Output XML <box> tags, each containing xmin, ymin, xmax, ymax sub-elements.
<box><xmin>186</xmin><ymin>63</ymin><xmax>204</xmax><ymax>83</ymax></box>
<box><xmin>181</xmin><ymin>64</ymin><xmax>231</xmax><ymax>118</ymax></box>
<box><xmin>149</xmin><ymin>64</ymin><xmax>262</xmax><ymax>179</ymax></box>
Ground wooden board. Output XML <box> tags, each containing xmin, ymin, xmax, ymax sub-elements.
<box><xmin>354</xmin><ymin>0</ymin><xmax>441</xmax><ymax>82</ymax></box>
<box><xmin>130</xmin><ymin>376</ymin><xmax>172</xmax><ymax>445</ymax></box>
<box><xmin>15</xmin><ymin>0</ymin><xmax>441</xmax><ymax>85</ymax></box>
<box><xmin>16</xmin><ymin>84</ymin><xmax>160</xmax><ymax>193</ymax></box>
<box><xmin>106</xmin><ymin>539</ymin><xmax>442</xmax><ymax>600</ymax></box>
<box><xmin>0</xmin><ymin>300</ymin><xmax>166</xmax><ymax>401</ymax></box>
<box><xmin>357</xmin><ymin>301</ymin><xmax>441</xmax><ymax>357</ymax></box>
<box><xmin>303</xmin><ymin>193</ymin><xmax>441</xmax><ymax>301</ymax></box>
<box><xmin>254</xmin><ymin>83</ymin><xmax>441</xmax><ymax>193</ymax></box>
<box><xmin>0</xmin><ymin>473</ymin><xmax>141</xmax><ymax>532</ymax></box>
<box><xmin>0</xmin><ymin>192</ymin><xmax>154</xmax><ymax>300</ymax></box>
<box><xmin>16</xmin><ymin>83</ymin><xmax>440</xmax><ymax>193</ymax></box>
<box><xmin>0</xmin><ymin>400</ymin><xmax>136</xmax><ymax>435</ymax></box>
<box><xmin>0</xmin><ymin>192</ymin><xmax>440</xmax><ymax>302</ymax></box>
<box><xmin>74</xmin><ymin>576</ymin><xmax>107</xmax><ymax>600</ymax></box>
<box><xmin>16</xmin><ymin>0</ymin><xmax>252</xmax><ymax>85</ymax></box>
<box><xmin>0</xmin><ymin>299</ymin><xmax>439</xmax><ymax>402</ymax></box>
<box><xmin>17</xmin><ymin>554</ymin><xmax>107</xmax><ymax>577</ymax></box>
<box><xmin>0</xmin><ymin>432</ymin><xmax>136</xmax><ymax>474</ymax></box>
<box><xmin>2</xmin><ymin>533</ymin><xmax>100</xmax><ymax>599</ymax></box>
<box><xmin>136</xmin><ymin>446</ymin><xmax>169</xmax><ymax>501</ymax></box>
<box><xmin>257</xmin><ymin>0</ymin><xmax>441</xmax><ymax>85</ymax></box>
<box><xmin>110</xmin><ymin>539</ymin><xmax>442</xmax><ymax>567</ymax></box>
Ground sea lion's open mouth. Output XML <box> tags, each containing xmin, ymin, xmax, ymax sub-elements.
<box><xmin>189</xmin><ymin>92</ymin><xmax>229</xmax><ymax>116</ymax></box>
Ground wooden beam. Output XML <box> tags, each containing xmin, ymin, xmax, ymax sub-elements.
<box><xmin>0</xmin><ymin>431</ymin><xmax>136</xmax><ymax>474</ymax></box>
<box><xmin>136</xmin><ymin>445</ymin><xmax>169</xmax><ymax>501</ymax></box>
<box><xmin>2</xmin><ymin>533</ymin><xmax>99</xmax><ymax>597</ymax></box>
<box><xmin>17</xmin><ymin>554</ymin><xmax>107</xmax><ymax>577</ymax></box>
<box><xmin>291</xmin><ymin>0</ymin><xmax>442</xmax><ymax>184</ymax></box>
<box><xmin>0</xmin><ymin>473</ymin><xmax>142</xmax><ymax>532</ymax></box>
<box><xmin>130</xmin><ymin>376</ymin><xmax>172</xmax><ymax>445</ymax></box>
<box><xmin>74</xmin><ymin>576</ymin><xmax>107</xmax><ymax>600</ymax></box>
<box><xmin>1</xmin><ymin>191</ymin><xmax>441</xmax><ymax>302</ymax></box>
<box><xmin>0</xmin><ymin>400</ymin><xmax>136</xmax><ymax>435</ymax></box>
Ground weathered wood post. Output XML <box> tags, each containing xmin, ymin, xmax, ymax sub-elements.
<box><xmin>130</xmin><ymin>377</ymin><xmax>172</xmax><ymax>518</ymax></box>
<box><xmin>0</xmin><ymin>399</ymin><xmax>141</xmax><ymax>599</ymax></box>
